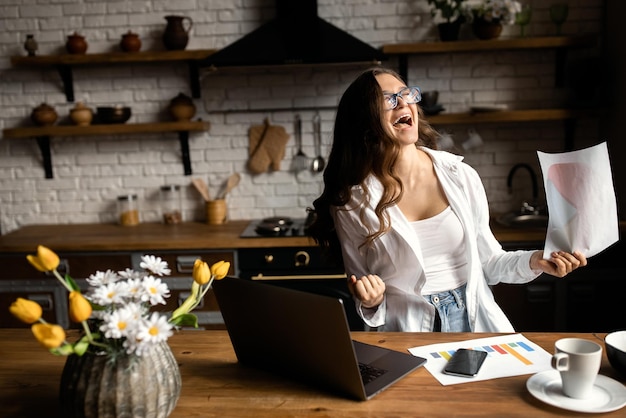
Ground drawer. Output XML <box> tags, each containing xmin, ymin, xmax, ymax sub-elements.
<box><xmin>0</xmin><ymin>280</ymin><xmax>69</xmax><ymax>328</ymax></box>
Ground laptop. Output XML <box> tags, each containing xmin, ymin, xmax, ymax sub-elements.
<box><xmin>212</xmin><ymin>277</ymin><xmax>427</xmax><ymax>401</ymax></box>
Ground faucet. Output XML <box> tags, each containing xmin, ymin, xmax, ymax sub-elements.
<box><xmin>506</xmin><ymin>163</ymin><xmax>540</xmax><ymax>214</ymax></box>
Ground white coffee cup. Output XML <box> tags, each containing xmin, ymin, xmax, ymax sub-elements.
<box><xmin>551</xmin><ymin>338</ymin><xmax>602</xmax><ymax>399</ymax></box>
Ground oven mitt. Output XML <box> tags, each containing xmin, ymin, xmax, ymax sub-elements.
<box><xmin>247</xmin><ymin>119</ymin><xmax>290</xmax><ymax>174</ymax></box>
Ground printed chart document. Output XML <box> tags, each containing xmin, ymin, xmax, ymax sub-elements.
<box><xmin>537</xmin><ymin>142</ymin><xmax>619</xmax><ymax>259</ymax></box>
<box><xmin>408</xmin><ymin>334</ymin><xmax>552</xmax><ymax>385</ymax></box>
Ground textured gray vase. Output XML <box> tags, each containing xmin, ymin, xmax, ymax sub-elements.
<box><xmin>59</xmin><ymin>342</ymin><xmax>181</xmax><ymax>418</ymax></box>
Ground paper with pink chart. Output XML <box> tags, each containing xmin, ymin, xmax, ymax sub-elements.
<box><xmin>537</xmin><ymin>142</ymin><xmax>618</xmax><ymax>260</ymax></box>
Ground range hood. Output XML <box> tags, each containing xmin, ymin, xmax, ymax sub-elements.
<box><xmin>200</xmin><ymin>0</ymin><xmax>386</xmax><ymax>69</ymax></box>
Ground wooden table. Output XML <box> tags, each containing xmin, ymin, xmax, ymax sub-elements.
<box><xmin>0</xmin><ymin>330</ymin><xmax>623</xmax><ymax>417</ymax></box>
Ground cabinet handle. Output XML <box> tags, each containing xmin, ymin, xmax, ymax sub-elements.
<box><xmin>176</xmin><ymin>255</ymin><xmax>201</xmax><ymax>274</ymax></box>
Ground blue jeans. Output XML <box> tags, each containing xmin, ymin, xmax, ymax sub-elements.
<box><xmin>425</xmin><ymin>283</ymin><xmax>471</xmax><ymax>332</ymax></box>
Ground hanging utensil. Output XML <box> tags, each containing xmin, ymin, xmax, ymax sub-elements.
<box><xmin>311</xmin><ymin>113</ymin><xmax>325</xmax><ymax>173</ymax></box>
<box><xmin>293</xmin><ymin>114</ymin><xmax>309</xmax><ymax>172</ymax></box>
<box><xmin>217</xmin><ymin>173</ymin><xmax>241</xmax><ymax>199</ymax></box>
<box><xmin>191</xmin><ymin>178</ymin><xmax>211</xmax><ymax>202</ymax></box>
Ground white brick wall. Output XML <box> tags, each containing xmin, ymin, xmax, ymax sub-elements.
<box><xmin>0</xmin><ymin>0</ymin><xmax>605</xmax><ymax>234</ymax></box>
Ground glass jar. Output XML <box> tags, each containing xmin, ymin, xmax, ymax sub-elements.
<box><xmin>117</xmin><ymin>194</ymin><xmax>139</xmax><ymax>226</ymax></box>
<box><xmin>160</xmin><ymin>185</ymin><xmax>182</xmax><ymax>224</ymax></box>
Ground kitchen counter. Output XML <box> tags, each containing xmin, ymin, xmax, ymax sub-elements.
<box><xmin>0</xmin><ymin>219</ymin><xmax>554</xmax><ymax>253</ymax></box>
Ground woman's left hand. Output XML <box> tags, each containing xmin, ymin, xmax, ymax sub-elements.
<box><xmin>530</xmin><ymin>250</ymin><xmax>587</xmax><ymax>278</ymax></box>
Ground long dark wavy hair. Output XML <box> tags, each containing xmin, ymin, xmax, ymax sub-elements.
<box><xmin>307</xmin><ymin>67</ymin><xmax>440</xmax><ymax>265</ymax></box>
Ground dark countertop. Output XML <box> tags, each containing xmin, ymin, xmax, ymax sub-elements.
<box><xmin>0</xmin><ymin>219</ymin><xmax>554</xmax><ymax>253</ymax></box>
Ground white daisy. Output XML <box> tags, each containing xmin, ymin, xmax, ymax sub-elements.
<box><xmin>86</xmin><ymin>269</ymin><xmax>120</xmax><ymax>287</ymax></box>
<box><xmin>140</xmin><ymin>275</ymin><xmax>170</xmax><ymax>306</ymax></box>
<box><xmin>99</xmin><ymin>306</ymin><xmax>136</xmax><ymax>339</ymax></box>
<box><xmin>137</xmin><ymin>312</ymin><xmax>174</xmax><ymax>345</ymax></box>
<box><xmin>89</xmin><ymin>281</ymin><xmax>125</xmax><ymax>306</ymax></box>
<box><xmin>118</xmin><ymin>268</ymin><xmax>144</xmax><ymax>279</ymax></box>
<box><xmin>139</xmin><ymin>255</ymin><xmax>171</xmax><ymax>276</ymax></box>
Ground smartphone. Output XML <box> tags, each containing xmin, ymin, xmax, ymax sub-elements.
<box><xmin>443</xmin><ymin>348</ymin><xmax>488</xmax><ymax>377</ymax></box>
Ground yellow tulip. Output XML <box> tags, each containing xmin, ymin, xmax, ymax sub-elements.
<box><xmin>192</xmin><ymin>259</ymin><xmax>211</xmax><ymax>285</ymax></box>
<box><xmin>9</xmin><ymin>297</ymin><xmax>43</xmax><ymax>324</ymax></box>
<box><xmin>26</xmin><ymin>245</ymin><xmax>60</xmax><ymax>272</ymax></box>
<box><xmin>31</xmin><ymin>323</ymin><xmax>66</xmax><ymax>349</ymax></box>
<box><xmin>68</xmin><ymin>291</ymin><xmax>92</xmax><ymax>323</ymax></box>
<box><xmin>210</xmin><ymin>260</ymin><xmax>230</xmax><ymax>280</ymax></box>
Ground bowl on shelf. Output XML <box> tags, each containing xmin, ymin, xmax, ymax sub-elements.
<box><xmin>605</xmin><ymin>330</ymin><xmax>626</xmax><ymax>376</ymax></box>
<box><xmin>95</xmin><ymin>106</ymin><xmax>132</xmax><ymax>124</ymax></box>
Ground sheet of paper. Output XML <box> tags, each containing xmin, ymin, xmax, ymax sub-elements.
<box><xmin>408</xmin><ymin>334</ymin><xmax>552</xmax><ymax>385</ymax></box>
<box><xmin>537</xmin><ymin>142</ymin><xmax>619</xmax><ymax>259</ymax></box>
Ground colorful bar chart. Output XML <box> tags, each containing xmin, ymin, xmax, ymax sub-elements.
<box><xmin>409</xmin><ymin>334</ymin><xmax>553</xmax><ymax>385</ymax></box>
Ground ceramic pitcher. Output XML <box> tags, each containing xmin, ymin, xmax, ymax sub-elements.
<box><xmin>163</xmin><ymin>15</ymin><xmax>193</xmax><ymax>50</ymax></box>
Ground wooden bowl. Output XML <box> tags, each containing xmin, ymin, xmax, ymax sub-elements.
<box><xmin>95</xmin><ymin>106</ymin><xmax>131</xmax><ymax>124</ymax></box>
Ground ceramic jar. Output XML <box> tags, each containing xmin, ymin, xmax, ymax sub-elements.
<box><xmin>69</xmin><ymin>102</ymin><xmax>93</xmax><ymax>126</ymax></box>
<box><xmin>120</xmin><ymin>31</ymin><xmax>141</xmax><ymax>52</ymax></box>
<box><xmin>162</xmin><ymin>15</ymin><xmax>193</xmax><ymax>51</ymax></box>
<box><xmin>66</xmin><ymin>32</ymin><xmax>88</xmax><ymax>54</ymax></box>
<box><xmin>31</xmin><ymin>103</ymin><xmax>58</xmax><ymax>126</ymax></box>
<box><xmin>24</xmin><ymin>34</ymin><xmax>38</xmax><ymax>56</ymax></box>
<box><xmin>169</xmin><ymin>93</ymin><xmax>196</xmax><ymax>121</ymax></box>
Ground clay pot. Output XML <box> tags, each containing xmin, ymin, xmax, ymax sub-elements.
<box><xmin>472</xmin><ymin>19</ymin><xmax>503</xmax><ymax>40</ymax></box>
<box><xmin>120</xmin><ymin>31</ymin><xmax>141</xmax><ymax>53</ymax></box>
<box><xmin>24</xmin><ymin>34</ymin><xmax>38</xmax><ymax>56</ymax></box>
<box><xmin>162</xmin><ymin>15</ymin><xmax>193</xmax><ymax>51</ymax></box>
<box><xmin>31</xmin><ymin>103</ymin><xmax>58</xmax><ymax>126</ymax></box>
<box><xmin>69</xmin><ymin>102</ymin><xmax>93</xmax><ymax>126</ymax></box>
<box><xmin>66</xmin><ymin>32</ymin><xmax>88</xmax><ymax>54</ymax></box>
<box><xmin>169</xmin><ymin>93</ymin><xmax>196</xmax><ymax>121</ymax></box>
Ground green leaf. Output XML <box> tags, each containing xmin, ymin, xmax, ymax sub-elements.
<box><xmin>50</xmin><ymin>343</ymin><xmax>75</xmax><ymax>356</ymax></box>
<box><xmin>170</xmin><ymin>313</ymin><xmax>199</xmax><ymax>328</ymax></box>
<box><xmin>73</xmin><ymin>338</ymin><xmax>91</xmax><ymax>356</ymax></box>
<box><xmin>64</xmin><ymin>274</ymin><xmax>81</xmax><ymax>291</ymax></box>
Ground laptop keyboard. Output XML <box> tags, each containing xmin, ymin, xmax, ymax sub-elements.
<box><xmin>359</xmin><ymin>362</ymin><xmax>388</xmax><ymax>384</ymax></box>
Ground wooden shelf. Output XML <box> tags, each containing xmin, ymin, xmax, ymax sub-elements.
<box><xmin>382</xmin><ymin>35</ymin><xmax>598</xmax><ymax>86</ymax></box>
<box><xmin>10</xmin><ymin>49</ymin><xmax>217</xmax><ymax>101</ymax></box>
<box><xmin>381</xmin><ymin>35</ymin><xmax>597</xmax><ymax>55</ymax></box>
<box><xmin>2</xmin><ymin>120</ymin><xmax>211</xmax><ymax>179</ymax></box>
<box><xmin>426</xmin><ymin>108</ymin><xmax>598</xmax><ymax>125</ymax></box>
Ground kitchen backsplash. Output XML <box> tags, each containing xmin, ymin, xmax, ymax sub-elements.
<box><xmin>0</xmin><ymin>0</ymin><xmax>604</xmax><ymax>234</ymax></box>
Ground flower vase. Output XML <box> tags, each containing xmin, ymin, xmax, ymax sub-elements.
<box><xmin>59</xmin><ymin>342</ymin><xmax>181</xmax><ymax>418</ymax></box>
<box><xmin>437</xmin><ymin>20</ymin><xmax>462</xmax><ymax>42</ymax></box>
<box><xmin>472</xmin><ymin>19</ymin><xmax>503</xmax><ymax>40</ymax></box>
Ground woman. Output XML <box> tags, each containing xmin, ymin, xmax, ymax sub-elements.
<box><xmin>307</xmin><ymin>67</ymin><xmax>586</xmax><ymax>332</ymax></box>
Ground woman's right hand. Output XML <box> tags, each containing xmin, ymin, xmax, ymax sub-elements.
<box><xmin>347</xmin><ymin>274</ymin><xmax>385</xmax><ymax>309</ymax></box>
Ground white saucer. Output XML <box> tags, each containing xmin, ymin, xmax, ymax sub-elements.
<box><xmin>527</xmin><ymin>370</ymin><xmax>626</xmax><ymax>413</ymax></box>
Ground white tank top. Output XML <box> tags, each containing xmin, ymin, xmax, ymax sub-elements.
<box><xmin>411</xmin><ymin>206</ymin><xmax>468</xmax><ymax>295</ymax></box>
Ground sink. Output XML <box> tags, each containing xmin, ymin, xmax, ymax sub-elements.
<box><xmin>496</xmin><ymin>213</ymin><xmax>548</xmax><ymax>228</ymax></box>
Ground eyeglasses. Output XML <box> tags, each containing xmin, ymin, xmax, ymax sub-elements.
<box><xmin>383</xmin><ymin>87</ymin><xmax>422</xmax><ymax>110</ymax></box>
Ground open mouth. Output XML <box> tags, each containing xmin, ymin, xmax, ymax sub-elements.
<box><xmin>393</xmin><ymin>114</ymin><xmax>413</xmax><ymax>127</ymax></box>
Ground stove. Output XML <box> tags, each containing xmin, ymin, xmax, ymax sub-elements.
<box><xmin>239</xmin><ymin>217</ymin><xmax>309</xmax><ymax>238</ymax></box>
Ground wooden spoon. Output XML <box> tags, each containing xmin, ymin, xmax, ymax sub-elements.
<box><xmin>191</xmin><ymin>178</ymin><xmax>211</xmax><ymax>202</ymax></box>
<box><xmin>218</xmin><ymin>173</ymin><xmax>241</xmax><ymax>199</ymax></box>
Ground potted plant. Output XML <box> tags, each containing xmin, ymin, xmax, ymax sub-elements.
<box><xmin>427</xmin><ymin>0</ymin><xmax>467</xmax><ymax>41</ymax></box>
<box><xmin>462</xmin><ymin>0</ymin><xmax>522</xmax><ymax>40</ymax></box>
